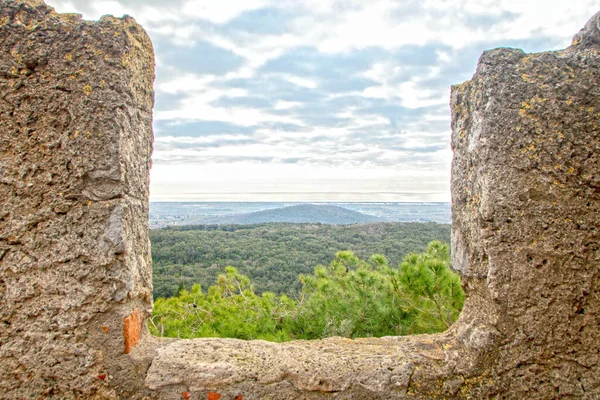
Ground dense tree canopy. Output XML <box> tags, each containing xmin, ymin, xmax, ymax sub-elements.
<box><xmin>150</xmin><ymin>241</ymin><xmax>464</xmax><ymax>341</ymax></box>
<box><xmin>151</xmin><ymin>222</ymin><xmax>451</xmax><ymax>299</ymax></box>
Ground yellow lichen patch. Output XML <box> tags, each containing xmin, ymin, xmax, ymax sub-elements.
<box><xmin>69</xmin><ymin>69</ymin><xmax>85</xmax><ymax>81</ymax></box>
<box><xmin>83</xmin><ymin>84</ymin><xmax>93</xmax><ymax>95</ymax></box>
<box><xmin>10</xmin><ymin>66</ymin><xmax>18</xmax><ymax>76</ymax></box>
<box><xmin>568</xmin><ymin>166</ymin><xmax>575</xmax><ymax>174</ymax></box>
<box><xmin>453</xmin><ymin>80</ymin><xmax>471</xmax><ymax>94</ymax></box>
<box><xmin>519</xmin><ymin>142</ymin><xmax>537</xmax><ymax>156</ymax></box>
<box><xmin>459</xmin><ymin>377</ymin><xmax>495</xmax><ymax>396</ymax></box>
<box><xmin>521</xmin><ymin>74</ymin><xmax>537</xmax><ymax>83</ymax></box>
<box><xmin>64</xmin><ymin>53</ymin><xmax>73</xmax><ymax>61</ymax></box>
<box><xmin>57</xmin><ymin>13</ymin><xmax>82</xmax><ymax>24</ymax></box>
<box><xmin>99</xmin><ymin>80</ymin><xmax>106</xmax><ymax>88</ymax></box>
<box><xmin>453</xmin><ymin>103</ymin><xmax>465</xmax><ymax>116</ymax></box>
<box><xmin>521</xmin><ymin>54</ymin><xmax>534</xmax><ymax>65</ymax></box>
<box><xmin>520</xmin><ymin>96</ymin><xmax>548</xmax><ymax>119</ymax></box>
<box><xmin>10</xmin><ymin>49</ymin><xmax>23</xmax><ymax>63</ymax></box>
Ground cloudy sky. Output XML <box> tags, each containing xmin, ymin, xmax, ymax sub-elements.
<box><xmin>46</xmin><ymin>0</ymin><xmax>599</xmax><ymax>202</ymax></box>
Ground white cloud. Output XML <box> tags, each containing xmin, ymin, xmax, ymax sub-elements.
<box><xmin>156</xmin><ymin>135</ymin><xmax>250</xmax><ymax>144</ymax></box>
<box><xmin>150</xmin><ymin>24</ymin><xmax>200</xmax><ymax>46</ymax></box>
<box><xmin>274</xmin><ymin>100</ymin><xmax>302</xmax><ymax>110</ymax></box>
<box><xmin>283</xmin><ymin>75</ymin><xmax>318</xmax><ymax>89</ymax></box>
<box><xmin>361</xmin><ymin>63</ymin><xmax>448</xmax><ymax>109</ymax></box>
<box><xmin>44</xmin><ymin>0</ymin><xmax>600</xmax><ymax>201</ymax></box>
<box><xmin>156</xmin><ymin>103</ymin><xmax>304</xmax><ymax>126</ymax></box>
<box><xmin>336</xmin><ymin>109</ymin><xmax>390</xmax><ymax>128</ymax></box>
<box><xmin>48</xmin><ymin>0</ymin><xmax>600</xmax><ymax>52</ymax></box>
<box><xmin>287</xmin><ymin>0</ymin><xmax>599</xmax><ymax>53</ymax></box>
<box><xmin>154</xmin><ymin>75</ymin><xmax>302</xmax><ymax>127</ymax></box>
<box><xmin>182</xmin><ymin>0</ymin><xmax>271</xmax><ymax>24</ymax></box>
<box><xmin>156</xmin><ymin>74</ymin><xmax>217</xmax><ymax>94</ymax></box>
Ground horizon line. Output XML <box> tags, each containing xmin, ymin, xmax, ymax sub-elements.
<box><xmin>149</xmin><ymin>200</ymin><xmax>452</xmax><ymax>204</ymax></box>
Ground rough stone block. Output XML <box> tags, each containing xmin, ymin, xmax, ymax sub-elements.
<box><xmin>0</xmin><ymin>0</ymin><xmax>154</xmax><ymax>397</ymax></box>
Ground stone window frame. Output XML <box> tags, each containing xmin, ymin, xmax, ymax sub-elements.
<box><xmin>1</xmin><ymin>2</ymin><xmax>599</xmax><ymax>399</ymax></box>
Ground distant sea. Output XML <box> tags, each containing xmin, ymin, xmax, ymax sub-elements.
<box><xmin>149</xmin><ymin>202</ymin><xmax>451</xmax><ymax>228</ymax></box>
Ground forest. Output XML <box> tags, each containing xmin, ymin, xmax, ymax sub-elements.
<box><xmin>150</xmin><ymin>241</ymin><xmax>464</xmax><ymax>341</ymax></box>
<box><xmin>151</xmin><ymin>222</ymin><xmax>452</xmax><ymax>299</ymax></box>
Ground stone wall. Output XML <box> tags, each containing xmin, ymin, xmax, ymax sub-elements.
<box><xmin>450</xmin><ymin>16</ymin><xmax>600</xmax><ymax>396</ymax></box>
<box><xmin>0</xmin><ymin>0</ymin><xmax>154</xmax><ymax>397</ymax></box>
<box><xmin>0</xmin><ymin>1</ymin><xmax>598</xmax><ymax>398</ymax></box>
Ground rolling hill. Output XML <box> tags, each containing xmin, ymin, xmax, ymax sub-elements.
<box><xmin>183</xmin><ymin>204</ymin><xmax>384</xmax><ymax>225</ymax></box>
<box><xmin>228</xmin><ymin>204</ymin><xmax>382</xmax><ymax>224</ymax></box>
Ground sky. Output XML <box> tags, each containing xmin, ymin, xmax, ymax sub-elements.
<box><xmin>46</xmin><ymin>0</ymin><xmax>600</xmax><ymax>202</ymax></box>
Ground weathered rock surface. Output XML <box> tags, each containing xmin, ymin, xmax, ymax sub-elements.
<box><xmin>450</xmin><ymin>14</ymin><xmax>600</xmax><ymax>397</ymax></box>
<box><xmin>143</xmin><ymin>336</ymin><xmax>444</xmax><ymax>399</ymax></box>
<box><xmin>1</xmin><ymin>1</ymin><xmax>599</xmax><ymax>398</ymax></box>
<box><xmin>0</xmin><ymin>0</ymin><xmax>154</xmax><ymax>398</ymax></box>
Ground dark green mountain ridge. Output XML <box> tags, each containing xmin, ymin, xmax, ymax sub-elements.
<box><xmin>226</xmin><ymin>204</ymin><xmax>382</xmax><ymax>224</ymax></box>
